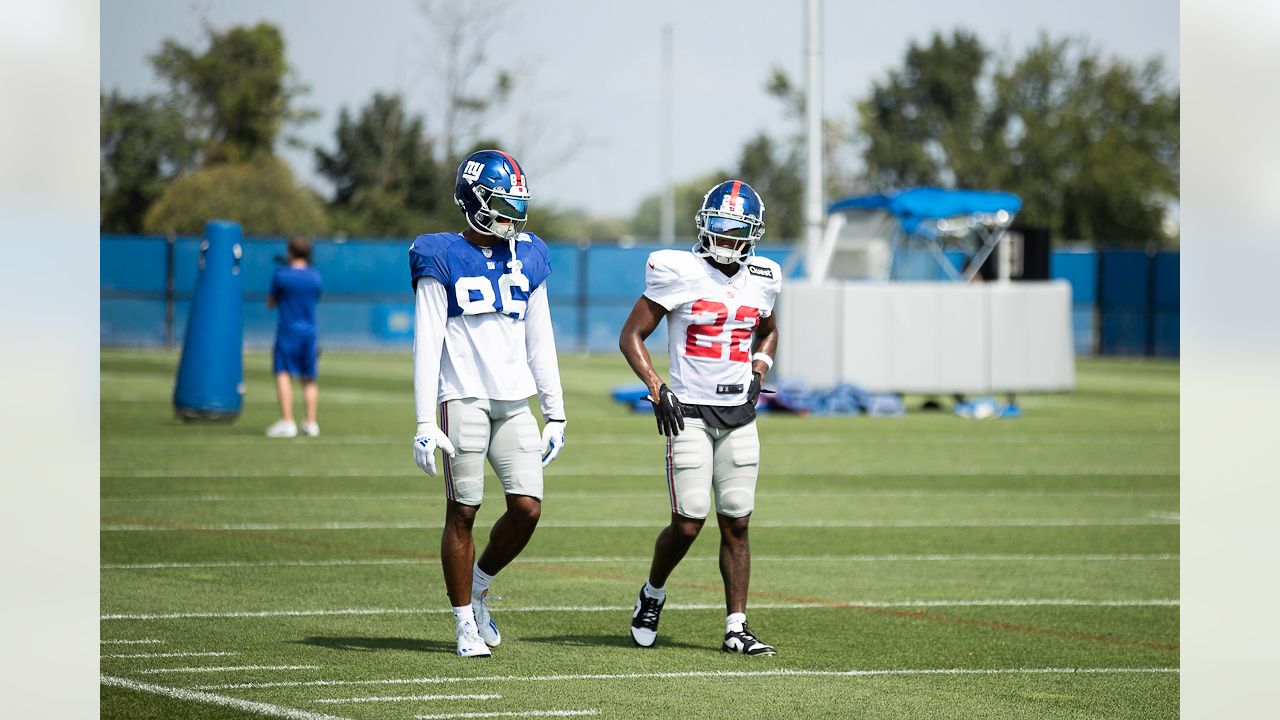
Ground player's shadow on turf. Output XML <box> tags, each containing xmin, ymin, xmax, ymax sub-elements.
<box><xmin>520</xmin><ymin>634</ymin><xmax>709</xmax><ymax>651</ymax></box>
<box><xmin>294</xmin><ymin>636</ymin><xmax>456</xmax><ymax>654</ymax></box>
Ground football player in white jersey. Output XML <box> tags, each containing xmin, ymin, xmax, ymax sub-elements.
<box><xmin>410</xmin><ymin>150</ymin><xmax>567</xmax><ymax>658</ymax></box>
<box><xmin>619</xmin><ymin>179</ymin><xmax>781</xmax><ymax>656</ymax></box>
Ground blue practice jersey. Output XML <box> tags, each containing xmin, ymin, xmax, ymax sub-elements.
<box><xmin>408</xmin><ymin>232</ymin><xmax>552</xmax><ymax>320</ymax></box>
<box><xmin>269</xmin><ymin>266</ymin><xmax>323</xmax><ymax>337</ymax></box>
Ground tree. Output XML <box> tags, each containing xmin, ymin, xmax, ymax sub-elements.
<box><xmin>629</xmin><ymin>172</ymin><xmax>728</xmax><ymax>241</ymax></box>
<box><xmin>314</xmin><ymin>93</ymin><xmax>444</xmax><ymax>235</ymax></box>
<box><xmin>150</xmin><ymin>22</ymin><xmax>315</xmax><ymax>164</ymax></box>
<box><xmin>856</xmin><ymin>31</ymin><xmax>1179</xmax><ymax>245</ymax></box>
<box><xmin>735</xmin><ymin>133</ymin><xmax>805</xmax><ymax>242</ymax></box>
<box><xmin>143</xmin><ymin>155</ymin><xmax>328</xmax><ymax>236</ymax></box>
<box><xmin>100</xmin><ymin>92</ymin><xmax>200</xmax><ymax>231</ymax></box>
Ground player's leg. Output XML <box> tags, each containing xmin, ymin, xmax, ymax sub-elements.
<box><xmin>299</xmin><ymin>336</ymin><xmax>319</xmax><ymax>436</ymax></box>
<box><xmin>470</xmin><ymin>401</ymin><xmax>544</xmax><ymax>646</ymax></box>
<box><xmin>438</xmin><ymin>398</ymin><xmax>493</xmax><ymax>657</ymax></box>
<box><xmin>267</xmin><ymin>336</ymin><xmax>298</xmax><ymax>437</ymax></box>
<box><xmin>711</xmin><ymin>421</ymin><xmax>774</xmax><ymax>655</ymax></box>
<box><xmin>632</xmin><ymin>419</ymin><xmax>713</xmax><ymax>647</ymax></box>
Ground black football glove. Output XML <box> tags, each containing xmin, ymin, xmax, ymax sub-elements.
<box><xmin>652</xmin><ymin>383</ymin><xmax>685</xmax><ymax>437</ymax></box>
<box><xmin>748</xmin><ymin>372</ymin><xmax>763</xmax><ymax>406</ymax></box>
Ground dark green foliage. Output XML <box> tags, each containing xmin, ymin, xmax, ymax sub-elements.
<box><xmin>149</xmin><ymin>22</ymin><xmax>315</xmax><ymax>164</ymax></box>
<box><xmin>857</xmin><ymin>32</ymin><xmax>1179</xmax><ymax>245</ymax></box>
<box><xmin>100</xmin><ymin>92</ymin><xmax>201</xmax><ymax>232</ymax></box>
<box><xmin>142</xmin><ymin>156</ymin><xmax>328</xmax><ymax>236</ymax></box>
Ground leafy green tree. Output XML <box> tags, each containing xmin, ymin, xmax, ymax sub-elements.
<box><xmin>735</xmin><ymin>133</ymin><xmax>805</xmax><ymax>242</ymax></box>
<box><xmin>150</xmin><ymin>22</ymin><xmax>315</xmax><ymax>164</ymax></box>
<box><xmin>856</xmin><ymin>31</ymin><xmax>1179</xmax><ymax>245</ymax></box>
<box><xmin>143</xmin><ymin>155</ymin><xmax>328</xmax><ymax>236</ymax></box>
<box><xmin>100</xmin><ymin>92</ymin><xmax>200</xmax><ymax>231</ymax></box>
<box><xmin>315</xmin><ymin>93</ymin><xmax>443</xmax><ymax>236</ymax></box>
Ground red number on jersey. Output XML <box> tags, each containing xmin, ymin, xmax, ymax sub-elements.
<box><xmin>684</xmin><ymin>299</ymin><xmax>727</xmax><ymax>358</ymax></box>
<box><xmin>684</xmin><ymin>301</ymin><xmax>759</xmax><ymax>362</ymax></box>
<box><xmin>728</xmin><ymin>306</ymin><xmax>761</xmax><ymax>362</ymax></box>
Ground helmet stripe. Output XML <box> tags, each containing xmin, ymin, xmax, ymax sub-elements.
<box><xmin>730</xmin><ymin>180</ymin><xmax>741</xmax><ymax>208</ymax></box>
<box><xmin>494</xmin><ymin>150</ymin><xmax>524</xmax><ymax>186</ymax></box>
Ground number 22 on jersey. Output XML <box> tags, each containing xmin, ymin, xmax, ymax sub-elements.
<box><xmin>684</xmin><ymin>300</ymin><xmax>759</xmax><ymax>362</ymax></box>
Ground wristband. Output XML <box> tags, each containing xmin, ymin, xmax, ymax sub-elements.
<box><xmin>751</xmin><ymin>353</ymin><xmax>774</xmax><ymax>370</ymax></box>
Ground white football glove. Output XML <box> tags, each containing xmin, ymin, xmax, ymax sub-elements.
<box><xmin>540</xmin><ymin>419</ymin><xmax>567</xmax><ymax>468</ymax></box>
<box><xmin>413</xmin><ymin>422</ymin><xmax>456</xmax><ymax>476</ymax></box>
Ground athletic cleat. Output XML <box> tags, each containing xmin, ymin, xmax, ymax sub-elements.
<box><xmin>630</xmin><ymin>586</ymin><xmax>664</xmax><ymax>647</ymax></box>
<box><xmin>300</xmin><ymin>421</ymin><xmax>320</xmax><ymax>437</ymax></box>
<box><xmin>722</xmin><ymin>622</ymin><xmax>776</xmax><ymax>656</ymax></box>
<box><xmin>456</xmin><ymin>620</ymin><xmax>492</xmax><ymax>658</ymax></box>
<box><xmin>472</xmin><ymin>589</ymin><xmax>501</xmax><ymax>647</ymax></box>
<box><xmin>265</xmin><ymin>420</ymin><xmax>298</xmax><ymax>438</ymax></box>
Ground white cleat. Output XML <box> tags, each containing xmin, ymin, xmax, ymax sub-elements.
<box><xmin>472</xmin><ymin>589</ymin><xmax>502</xmax><ymax>647</ymax></box>
<box><xmin>266</xmin><ymin>420</ymin><xmax>298</xmax><ymax>438</ymax></box>
<box><xmin>456</xmin><ymin>620</ymin><xmax>492</xmax><ymax>658</ymax></box>
<box><xmin>300</xmin><ymin>421</ymin><xmax>320</xmax><ymax>437</ymax></box>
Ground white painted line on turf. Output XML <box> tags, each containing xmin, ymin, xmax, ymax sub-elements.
<box><xmin>314</xmin><ymin>694</ymin><xmax>501</xmax><ymax>704</ymax></box>
<box><xmin>100</xmin><ymin>489</ymin><xmax>1180</xmax><ymax>503</ymax></box>
<box><xmin>101</xmin><ymin>599</ymin><xmax>1179</xmax><ymax>621</ymax></box>
<box><xmin>140</xmin><ymin>664</ymin><xmax>320</xmax><ymax>674</ymax></box>
<box><xmin>102</xmin><ymin>434</ymin><xmax>1176</xmax><ymax>447</ymax></box>
<box><xmin>100</xmin><ymin>638</ymin><xmax>165</xmax><ymax>644</ymax></box>
<box><xmin>101</xmin><ymin>467</ymin><xmax>1179</xmax><ymax>478</ymax></box>
<box><xmin>101</xmin><ymin>553</ymin><xmax>1179</xmax><ymax>570</ymax></box>
<box><xmin>417</xmin><ymin>707</ymin><xmax>601</xmax><ymax>712</ymax></box>
<box><xmin>101</xmin><ymin>675</ymin><xmax>350</xmax><ymax>720</ymax></box>
<box><xmin>194</xmin><ymin>666</ymin><xmax>1180</xmax><ymax>691</ymax></box>
<box><xmin>98</xmin><ymin>517</ymin><xmax>1179</xmax><ymax>532</ymax></box>
<box><xmin>103</xmin><ymin>651</ymin><xmax>238</xmax><ymax>659</ymax></box>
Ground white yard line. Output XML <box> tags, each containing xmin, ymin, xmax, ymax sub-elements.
<box><xmin>101</xmin><ymin>553</ymin><xmax>1179</xmax><ymax>570</ymax></box>
<box><xmin>103</xmin><ymin>651</ymin><xmax>238</xmax><ymax>659</ymax></box>
<box><xmin>140</xmin><ymin>665</ymin><xmax>319</xmax><ymax>674</ymax></box>
<box><xmin>100</xmin><ymin>638</ymin><xmax>164</xmax><ymax>645</ymax></box>
<box><xmin>101</xmin><ymin>467</ymin><xmax>1179</xmax><ymax>478</ymax></box>
<box><xmin>195</xmin><ymin>666</ymin><xmax>1179</xmax><ymax>691</ymax></box>
<box><xmin>101</xmin><ymin>675</ymin><xmax>350</xmax><ymax>720</ymax></box>
<box><xmin>99</xmin><ymin>517</ymin><xmax>1179</xmax><ymax>532</ymax></box>
<box><xmin>417</xmin><ymin>707</ymin><xmax>601</xmax><ymax>712</ymax></box>
<box><xmin>100</xmin><ymin>489</ymin><xmax>1179</xmax><ymax>503</ymax></box>
<box><xmin>102</xmin><ymin>599</ymin><xmax>1179</xmax><ymax>621</ymax></box>
<box><xmin>102</xmin><ymin>434</ymin><xmax>1175</xmax><ymax>447</ymax></box>
<box><xmin>315</xmin><ymin>694</ymin><xmax>501</xmax><ymax>704</ymax></box>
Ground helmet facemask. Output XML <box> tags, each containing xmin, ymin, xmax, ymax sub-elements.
<box><xmin>694</xmin><ymin>212</ymin><xmax>764</xmax><ymax>265</ymax></box>
<box><xmin>465</xmin><ymin>184</ymin><xmax>529</xmax><ymax>241</ymax></box>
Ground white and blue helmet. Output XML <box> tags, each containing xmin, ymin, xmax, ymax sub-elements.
<box><xmin>694</xmin><ymin>179</ymin><xmax>766</xmax><ymax>265</ymax></box>
<box><xmin>453</xmin><ymin>149</ymin><xmax>530</xmax><ymax>241</ymax></box>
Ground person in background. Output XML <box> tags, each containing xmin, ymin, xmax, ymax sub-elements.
<box><xmin>265</xmin><ymin>236</ymin><xmax>323</xmax><ymax>438</ymax></box>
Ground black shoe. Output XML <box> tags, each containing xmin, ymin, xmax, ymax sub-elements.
<box><xmin>722</xmin><ymin>622</ymin><xmax>776</xmax><ymax>656</ymax></box>
<box><xmin>630</xmin><ymin>587</ymin><xmax>664</xmax><ymax>647</ymax></box>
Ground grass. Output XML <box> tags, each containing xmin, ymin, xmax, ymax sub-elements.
<box><xmin>101</xmin><ymin>349</ymin><xmax>1179</xmax><ymax>719</ymax></box>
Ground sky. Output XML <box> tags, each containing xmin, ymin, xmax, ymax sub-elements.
<box><xmin>101</xmin><ymin>0</ymin><xmax>1179</xmax><ymax>218</ymax></box>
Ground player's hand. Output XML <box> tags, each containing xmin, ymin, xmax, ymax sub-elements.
<box><xmin>651</xmin><ymin>384</ymin><xmax>685</xmax><ymax>437</ymax></box>
<box><xmin>413</xmin><ymin>422</ymin><xmax>456</xmax><ymax>476</ymax></box>
<box><xmin>540</xmin><ymin>419</ymin><xmax>567</xmax><ymax>468</ymax></box>
<box><xmin>748</xmin><ymin>372</ymin><xmax>763</xmax><ymax>406</ymax></box>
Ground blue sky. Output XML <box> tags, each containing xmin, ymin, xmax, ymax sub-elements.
<box><xmin>101</xmin><ymin>0</ymin><xmax>1178</xmax><ymax>217</ymax></box>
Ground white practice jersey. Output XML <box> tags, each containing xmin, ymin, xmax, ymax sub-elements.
<box><xmin>644</xmin><ymin>249</ymin><xmax>782</xmax><ymax>406</ymax></box>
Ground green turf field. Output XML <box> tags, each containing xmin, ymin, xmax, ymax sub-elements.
<box><xmin>101</xmin><ymin>349</ymin><xmax>1179</xmax><ymax>719</ymax></box>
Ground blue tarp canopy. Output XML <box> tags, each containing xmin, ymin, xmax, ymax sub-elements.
<box><xmin>828</xmin><ymin>187</ymin><xmax>1022</xmax><ymax>238</ymax></box>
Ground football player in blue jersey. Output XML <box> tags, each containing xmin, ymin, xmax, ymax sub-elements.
<box><xmin>619</xmin><ymin>180</ymin><xmax>781</xmax><ymax>656</ymax></box>
<box><xmin>409</xmin><ymin>150</ymin><xmax>567</xmax><ymax>658</ymax></box>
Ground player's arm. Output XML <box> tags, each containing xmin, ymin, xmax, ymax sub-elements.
<box><xmin>619</xmin><ymin>295</ymin><xmax>668</xmax><ymax>400</ymax></box>
<box><xmin>267</xmin><ymin>272</ymin><xmax>278</xmax><ymax>309</ymax></box>
<box><xmin>751</xmin><ymin>312</ymin><xmax>778</xmax><ymax>382</ymax></box>
<box><xmin>619</xmin><ymin>296</ymin><xmax>684</xmax><ymax>436</ymax></box>
<box><xmin>412</xmin><ymin>277</ymin><xmax>455</xmax><ymax>475</ymax></box>
<box><xmin>524</xmin><ymin>284</ymin><xmax>568</xmax><ymax>466</ymax></box>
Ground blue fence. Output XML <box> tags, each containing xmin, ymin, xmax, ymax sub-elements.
<box><xmin>100</xmin><ymin>234</ymin><xmax>1178</xmax><ymax>357</ymax></box>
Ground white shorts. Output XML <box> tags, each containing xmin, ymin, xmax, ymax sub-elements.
<box><xmin>665</xmin><ymin>418</ymin><xmax>760</xmax><ymax>520</ymax></box>
<box><xmin>438</xmin><ymin>398</ymin><xmax>543</xmax><ymax>506</ymax></box>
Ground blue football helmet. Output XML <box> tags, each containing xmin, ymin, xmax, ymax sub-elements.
<box><xmin>453</xmin><ymin>149</ymin><xmax>531</xmax><ymax>240</ymax></box>
<box><xmin>694</xmin><ymin>179</ymin><xmax>766</xmax><ymax>265</ymax></box>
